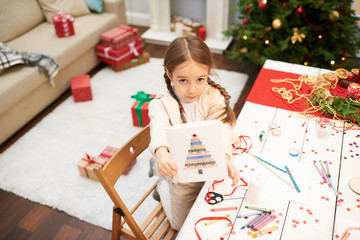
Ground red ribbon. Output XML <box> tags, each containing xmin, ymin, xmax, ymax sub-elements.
<box><xmin>194</xmin><ymin>216</ymin><xmax>233</xmax><ymax>240</ymax></box>
<box><xmin>232</xmin><ymin>135</ymin><xmax>252</xmax><ymax>155</ymax></box>
<box><xmin>82</xmin><ymin>153</ymin><xmax>104</xmax><ymax>178</ymax></box>
<box><xmin>204</xmin><ymin>178</ymin><xmax>248</xmax><ymax>204</ymax></box>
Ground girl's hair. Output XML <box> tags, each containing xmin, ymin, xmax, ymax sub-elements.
<box><xmin>163</xmin><ymin>35</ymin><xmax>236</xmax><ymax>126</ymax></box>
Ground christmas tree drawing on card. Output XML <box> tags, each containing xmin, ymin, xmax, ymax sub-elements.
<box><xmin>185</xmin><ymin>133</ymin><xmax>216</xmax><ymax>174</ymax></box>
<box><xmin>166</xmin><ymin>120</ymin><xmax>228</xmax><ymax>183</ymax></box>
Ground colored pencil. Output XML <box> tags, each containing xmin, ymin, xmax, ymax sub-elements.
<box><xmin>210</xmin><ymin>206</ymin><xmax>237</xmax><ymax>212</ymax></box>
<box><xmin>250</xmin><ymin>212</ymin><xmax>270</xmax><ymax>229</ymax></box>
<box><xmin>241</xmin><ymin>214</ymin><xmax>263</xmax><ymax>230</ymax></box>
<box><xmin>325</xmin><ymin>161</ymin><xmax>331</xmax><ymax>178</ymax></box>
<box><xmin>237</xmin><ymin>211</ymin><xmax>262</xmax><ymax>218</ymax></box>
<box><xmin>205</xmin><ymin>214</ymin><xmax>230</xmax><ymax>226</ymax></box>
<box><xmin>245</xmin><ymin>205</ymin><xmax>272</xmax><ymax>213</ymax></box>
<box><xmin>253</xmin><ymin>215</ymin><xmax>275</xmax><ymax>231</ymax></box>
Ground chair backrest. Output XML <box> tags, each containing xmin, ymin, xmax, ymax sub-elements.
<box><xmin>93</xmin><ymin>125</ymin><xmax>176</xmax><ymax>240</ymax></box>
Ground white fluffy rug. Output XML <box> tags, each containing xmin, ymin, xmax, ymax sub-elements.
<box><xmin>0</xmin><ymin>58</ymin><xmax>248</xmax><ymax>230</ymax></box>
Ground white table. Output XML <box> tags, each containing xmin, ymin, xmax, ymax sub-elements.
<box><xmin>176</xmin><ymin>60</ymin><xmax>360</xmax><ymax>240</ymax></box>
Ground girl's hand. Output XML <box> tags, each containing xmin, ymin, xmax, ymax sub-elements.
<box><xmin>227</xmin><ymin>160</ymin><xmax>240</xmax><ymax>187</ymax></box>
<box><xmin>155</xmin><ymin>147</ymin><xmax>178</xmax><ymax>178</ymax></box>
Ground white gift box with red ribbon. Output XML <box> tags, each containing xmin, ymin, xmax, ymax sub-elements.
<box><xmin>96</xmin><ymin>38</ymin><xmax>144</xmax><ymax>66</ymax></box>
<box><xmin>52</xmin><ymin>10</ymin><xmax>75</xmax><ymax>38</ymax></box>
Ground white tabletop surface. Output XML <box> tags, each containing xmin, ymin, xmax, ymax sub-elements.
<box><xmin>176</xmin><ymin>60</ymin><xmax>360</xmax><ymax>240</ymax></box>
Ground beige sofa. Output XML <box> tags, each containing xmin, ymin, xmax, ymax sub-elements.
<box><xmin>0</xmin><ymin>0</ymin><xmax>127</xmax><ymax>145</ymax></box>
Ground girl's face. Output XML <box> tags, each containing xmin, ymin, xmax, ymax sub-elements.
<box><xmin>167</xmin><ymin>59</ymin><xmax>209</xmax><ymax>103</ymax></box>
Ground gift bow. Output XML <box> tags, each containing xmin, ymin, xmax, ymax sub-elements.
<box><xmin>128</xmin><ymin>41</ymin><xmax>139</xmax><ymax>56</ymax></box>
<box><xmin>131</xmin><ymin>91</ymin><xmax>155</xmax><ymax>127</ymax></box>
<box><xmin>82</xmin><ymin>153</ymin><xmax>104</xmax><ymax>178</ymax></box>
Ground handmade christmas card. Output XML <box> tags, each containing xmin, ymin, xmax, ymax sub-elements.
<box><xmin>166</xmin><ymin>120</ymin><xmax>228</xmax><ymax>183</ymax></box>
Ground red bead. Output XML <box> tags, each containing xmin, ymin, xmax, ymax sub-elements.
<box><xmin>297</xmin><ymin>7</ymin><xmax>303</xmax><ymax>14</ymax></box>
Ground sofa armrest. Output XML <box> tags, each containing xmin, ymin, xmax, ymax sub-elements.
<box><xmin>103</xmin><ymin>0</ymin><xmax>127</xmax><ymax>25</ymax></box>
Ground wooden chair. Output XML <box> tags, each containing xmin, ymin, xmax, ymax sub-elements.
<box><xmin>93</xmin><ymin>125</ymin><xmax>177</xmax><ymax>240</ymax></box>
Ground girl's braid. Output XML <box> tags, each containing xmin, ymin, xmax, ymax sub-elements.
<box><xmin>164</xmin><ymin>73</ymin><xmax>187</xmax><ymax>123</ymax></box>
<box><xmin>207</xmin><ymin>78</ymin><xmax>236</xmax><ymax>126</ymax></box>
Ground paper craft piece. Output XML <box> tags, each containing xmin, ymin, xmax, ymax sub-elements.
<box><xmin>166</xmin><ymin>120</ymin><xmax>228</xmax><ymax>183</ymax></box>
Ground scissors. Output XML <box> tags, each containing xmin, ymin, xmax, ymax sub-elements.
<box><xmin>204</xmin><ymin>191</ymin><xmax>245</xmax><ymax>205</ymax></box>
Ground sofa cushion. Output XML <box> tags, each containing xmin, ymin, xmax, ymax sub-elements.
<box><xmin>0</xmin><ymin>0</ymin><xmax>44</xmax><ymax>43</ymax></box>
<box><xmin>0</xmin><ymin>13</ymin><xmax>118</xmax><ymax>116</ymax></box>
<box><xmin>84</xmin><ymin>0</ymin><xmax>103</xmax><ymax>13</ymax></box>
<box><xmin>38</xmin><ymin>0</ymin><xmax>91</xmax><ymax>22</ymax></box>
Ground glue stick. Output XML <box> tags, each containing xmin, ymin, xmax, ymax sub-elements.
<box><xmin>246</xmin><ymin>172</ymin><xmax>264</xmax><ymax>205</ymax></box>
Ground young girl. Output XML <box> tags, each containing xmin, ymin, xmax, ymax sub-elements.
<box><xmin>148</xmin><ymin>35</ymin><xmax>240</xmax><ymax>231</ymax></box>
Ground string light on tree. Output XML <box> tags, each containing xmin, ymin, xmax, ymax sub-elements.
<box><xmin>330</xmin><ymin>60</ymin><xmax>335</xmax><ymax>65</ymax></box>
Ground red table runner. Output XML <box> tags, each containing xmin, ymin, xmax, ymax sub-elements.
<box><xmin>246</xmin><ymin>68</ymin><xmax>347</xmax><ymax>114</ymax></box>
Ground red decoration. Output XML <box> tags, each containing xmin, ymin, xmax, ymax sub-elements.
<box><xmin>297</xmin><ymin>7</ymin><xmax>303</xmax><ymax>14</ymax></box>
<box><xmin>100</xmin><ymin>25</ymin><xmax>139</xmax><ymax>50</ymax></box>
<box><xmin>258</xmin><ymin>1</ymin><xmax>267</xmax><ymax>9</ymax></box>
<box><xmin>52</xmin><ymin>11</ymin><xmax>75</xmax><ymax>38</ymax></box>
<box><xmin>71</xmin><ymin>75</ymin><xmax>92</xmax><ymax>102</ymax></box>
<box><xmin>96</xmin><ymin>38</ymin><xmax>144</xmax><ymax>67</ymax></box>
<box><xmin>242</xmin><ymin>18</ymin><xmax>248</xmax><ymax>25</ymax></box>
<box><xmin>198</xmin><ymin>27</ymin><xmax>206</xmax><ymax>41</ymax></box>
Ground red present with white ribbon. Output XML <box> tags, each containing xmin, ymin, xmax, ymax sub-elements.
<box><xmin>96</xmin><ymin>38</ymin><xmax>144</xmax><ymax>66</ymax></box>
<box><xmin>52</xmin><ymin>10</ymin><xmax>75</xmax><ymax>38</ymax></box>
<box><xmin>100</xmin><ymin>25</ymin><xmax>139</xmax><ymax>50</ymax></box>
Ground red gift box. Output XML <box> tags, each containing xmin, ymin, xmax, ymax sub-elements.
<box><xmin>100</xmin><ymin>25</ymin><xmax>140</xmax><ymax>50</ymax></box>
<box><xmin>52</xmin><ymin>11</ymin><xmax>75</xmax><ymax>38</ymax></box>
<box><xmin>111</xmin><ymin>52</ymin><xmax>150</xmax><ymax>72</ymax></box>
<box><xmin>96</xmin><ymin>38</ymin><xmax>144</xmax><ymax>67</ymax></box>
<box><xmin>71</xmin><ymin>74</ymin><xmax>92</xmax><ymax>102</ymax></box>
<box><xmin>131</xmin><ymin>91</ymin><xmax>156</xmax><ymax>127</ymax></box>
<box><xmin>98</xmin><ymin>145</ymin><xmax>136</xmax><ymax>175</ymax></box>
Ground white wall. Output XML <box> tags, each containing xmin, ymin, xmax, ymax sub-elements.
<box><xmin>125</xmin><ymin>0</ymin><xmax>240</xmax><ymax>27</ymax></box>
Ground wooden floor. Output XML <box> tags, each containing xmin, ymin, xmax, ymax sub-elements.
<box><xmin>0</xmin><ymin>26</ymin><xmax>261</xmax><ymax>240</ymax></box>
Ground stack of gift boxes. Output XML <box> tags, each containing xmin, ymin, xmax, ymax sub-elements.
<box><xmin>96</xmin><ymin>25</ymin><xmax>150</xmax><ymax>72</ymax></box>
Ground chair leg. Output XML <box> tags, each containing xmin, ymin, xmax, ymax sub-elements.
<box><xmin>112</xmin><ymin>208</ymin><xmax>121</xmax><ymax>240</ymax></box>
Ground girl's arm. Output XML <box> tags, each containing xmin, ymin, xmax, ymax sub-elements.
<box><xmin>155</xmin><ymin>146</ymin><xmax>178</xmax><ymax>178</ymax></box>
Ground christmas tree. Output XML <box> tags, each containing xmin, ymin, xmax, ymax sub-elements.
<box><xmin>224</xmin><ymin>0</ymin><xmax>360</xmax><ymax>69</ymax></box>
<box><xmin>185</xmin><ymin>134</ymin><xmax>216</xmax><ymax>174</ymax></box>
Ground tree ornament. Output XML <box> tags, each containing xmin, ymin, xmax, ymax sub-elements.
<box><xmin>258</xmin><ymin>0</ymin><xmax>267</xmax><ymax>10</ymax></box>
<box><xmin>296</xmin><ymin>7</ymin><xmax>303</xmax><ymax>14</ymax></box>
<box><xmin>291</xmin><ymin>28</ymin><xmax>306</xmax><ymax>44</ymax></box>
<box><xmin>272</xmin><ymin>19</ymin><xmax>282</xmax><ymax>30</ymax></box>
<box><xmin>242</xmin><ymin>18</ymin><xmax>248</xmax><ymax>25</ymax></box>
<box><xmin>329</xmin><ymin>10</ymin><xmax>340</xmax><ymax>22</ymax></box>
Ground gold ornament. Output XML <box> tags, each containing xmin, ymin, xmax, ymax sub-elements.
<box><xmin>291</xmin><ymin>28</ymin><xmax>306</xmax><ymax>44</ymax></box>
<box><xmin>272</xmin><ymin>19</ymin><xmax>282</xmax><ymax>30</ymax></box>
<box><xmin>329</xmin><ymin>10</ymin><xmax>340</xmax><ymax>22</ymax></box>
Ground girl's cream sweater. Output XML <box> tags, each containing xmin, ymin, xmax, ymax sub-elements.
<box><xmin>148</xmin><ymin>85</ymin><xmax>238</xmax><ymax>156</ymax></box>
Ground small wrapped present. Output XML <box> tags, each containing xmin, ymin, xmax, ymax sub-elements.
<box><xmin>77</xmin><ymin>154</ymin><xmax>106</xmax><ymax>181</ymax></box>
<box><xmin>97</xmin><ymin>146</ymin><xmax>136</xmax><ymax>175</ymax></box>
<box><xmin>98</xmin><ymin>146</ymin><xmax>119</xmax><ymax>161</ymax></box>
<box><xmin>52</xmin><ymin>10</ymin><xmax>75</xmax><ymax>38</ymax></box>
<box><xmin>131</xmin><ymin>91</ymin><xmax>156</xmax><ymax>127</ymax></box>
<box><xmin>111</xmin><ymin>52</ymin><xmax>150</xmax><ymax>72</ymax></box>
<box><xmin>96</xmin><ymin>38</ymin><xmax>144</xmax><ymax>67</ymax></box>
<box><xmin>100</xmin><ymin>25</ymin><xmax>140</xmax><ymax>50</ymax></box>
<box><xmin>71</xmin><ymin>74</ymin><xmax>92</xmax><ymax>102</ymax></box>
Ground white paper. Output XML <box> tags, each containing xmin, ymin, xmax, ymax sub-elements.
<box><xmin>166</xmin><ymin>120</ymin><xmax>228</xmax><ymax>183</ymax></box>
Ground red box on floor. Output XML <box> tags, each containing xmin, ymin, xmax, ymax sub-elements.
<box><xmin>71</xmin><ymin>75</ymin><xmax>92</xmax><ymax>102</ymax></box>
<box><xmin>131</xmin><ymin>91</ymin><xmax>156</xmax><ymax>127</ymax></box>
<box><xmin>52</xmin><ymin>12</ymin><xmax>75</xmax><ymax>38</ymax></box>
<box><xmin>96</xmin><ymin>38</ymin><xmax>144</xmax><ymax>67</ymax></box>
<box><xmin>100</xmin><ymin>25</ymin><xmax>139</xmax><ymax>50</ymax></box>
